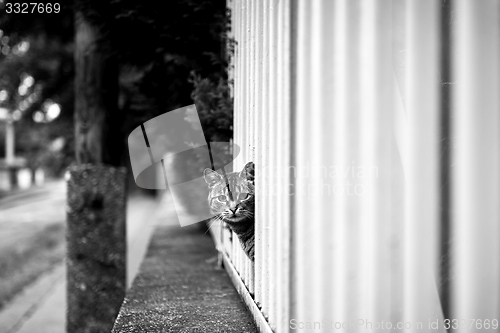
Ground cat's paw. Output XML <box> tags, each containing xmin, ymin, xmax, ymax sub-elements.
<box><xmin>216</xmin><ymin>252</ymin><xmax>225</xmax><ymax>270</ymax></box>
<box><xmin>205</xmin><ymin>252</ymin><xmax>225</xmax><ymax>270</ymax></box>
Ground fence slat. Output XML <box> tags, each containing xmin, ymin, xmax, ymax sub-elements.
<box><xmin>276</xmin><ymin>0</ymin><xmax>292</xmax><ymax>331</ymax></box>
<box><xmin>268</xmin><ymin>0</ymin><xmax>279</xmax><ymax>329</ymax></box>
<box><xmin>292</xmin><ymin>0</ymin><xmax>315</xmax><ymax>324</ymax></box>
<box><xmin>402</xmin><ymin>0</ymin><xmax>444</xmax><ymax>329</ymax></box>
<box><xmin>452</xmin><ymin>1</ymin><xmax>500</xmax><ymax>330</ymax></box>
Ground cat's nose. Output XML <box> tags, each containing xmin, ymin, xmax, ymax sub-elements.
<box><xmin>229</xmin><ymin>202</ymin><xmax>238</xmax><ymax>214</ymax></box>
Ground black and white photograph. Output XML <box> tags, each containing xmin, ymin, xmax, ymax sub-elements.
<box><xmin>0</xmin><ymin>0</ymin><xmax>498</xmax><ymax>332</ymax></box>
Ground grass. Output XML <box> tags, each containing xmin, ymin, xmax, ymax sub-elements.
<box><xmin>0</xmin><ymin>223</ymin><xmax>65</xmax><ymax>310</ymax></box>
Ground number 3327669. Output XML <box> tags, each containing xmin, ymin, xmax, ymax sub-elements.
<box><xmin>5</xmin><ymin>3</ymin><xmax>60</xmax><ymax>14</ymax></box>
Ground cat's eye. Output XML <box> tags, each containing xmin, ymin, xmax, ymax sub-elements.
<box><xmin>218</xmin><ymin>195</ymin><xmax>228</xmax><ymax>202</ymax></box>
<box><xmin>238</xmin><ymin>193</ymin><xmax>249</xmax><ymax>200</ymax></box>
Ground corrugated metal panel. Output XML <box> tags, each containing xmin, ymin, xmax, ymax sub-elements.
<box><xmin>212</xmin><ymin>1</ymin><xmax>500</xmax><ymax>332</ymax></box>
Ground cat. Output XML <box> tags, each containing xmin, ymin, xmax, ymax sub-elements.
<box><xmin>204</xmin><ymin>162</ymin><xmax>255</xmax><ymax>261</ymax></box>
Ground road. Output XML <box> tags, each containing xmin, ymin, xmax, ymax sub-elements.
<box><xmin>0</xmin><ymin>181</ymin><xmax>66</xmax><ymax>232</ymax></box>
<box><xmin>0</xmin><ymin>180</ymin><xmax>165</xmax><ymax>333</ymax></box>
<box><xmin>0</xmin><ymin>181</ymin><xmax>66</xmax><ymax>220</ymax></box>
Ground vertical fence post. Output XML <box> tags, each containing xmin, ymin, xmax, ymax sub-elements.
<box><xmin>403</xmin><ymin>0</ymin><xmax>443</xmax><ymax>329</ymax></box>
<box><xmin>359</xmin><ymin>0</ymin><xmax>393</xmax><ymax>324</ymax></box>
<box><xmin>67</xmin><ymin>164</ymin><xmax>127</xmax><ymax>333</ymax></box>
<box><xmin>452</xmin><ymin>0</ymin><xmax>500</xmax><ymax>328</ymax></box>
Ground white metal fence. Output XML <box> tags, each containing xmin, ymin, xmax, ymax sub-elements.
<box><xmin>211</xmin><ymin>1</ymin><xmax>500</xmax><ymax>332</ymax></box>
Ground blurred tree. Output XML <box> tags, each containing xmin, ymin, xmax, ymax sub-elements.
<box><xmin>190</xmin><ymin>74</ymin><xmax>233</xmax><ymax>143</ymax></box>
<box><xmin>73</xmin><ymin>0</ymin><xmax>230</xmax><ymax>170</ymax></box>
<box><xmin>0</xmin><ymin>0</ymin><xmax>231</xmax><ymax>174</ymax></box>
<box><xmin>0</xmin><ymin>1</ymin><xmax>74</xmax><ymax>175</ymax></box>
<box><xmin>74</xmin><ymin>1</ymin><xmax>121</xmax><ymax>166</ymax></box>
<box><xmin>108</xmin><ymin>0</ymin><xmax>230</xmax><ymax>141</ymax></box>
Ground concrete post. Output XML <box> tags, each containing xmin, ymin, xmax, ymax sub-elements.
<box><xmin>66</xmin><ymin>164</ymin><xmax>127</xmax><ymax>333</ymax></box>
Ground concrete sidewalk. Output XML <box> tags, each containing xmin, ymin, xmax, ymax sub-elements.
<box><xmin>0</xmin><ymin>191</ymin><xmax>165</xmax><ymax>333</ymax></box>
<box><xmin>112</xmin><ymin>224</ymin><xmax>257</xmax><ymax>333</ymax></box>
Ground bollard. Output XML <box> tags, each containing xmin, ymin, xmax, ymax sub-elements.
<box><xmin>66</xmin><ymin>164</ymin><xmax>127</xmax><ymax>333</ymax></box>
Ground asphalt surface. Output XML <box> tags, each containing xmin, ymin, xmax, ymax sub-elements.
<box><xmin>0</xmin><ymin>181</ymin><xmax>161</xmax><ymax>333</ymax></box>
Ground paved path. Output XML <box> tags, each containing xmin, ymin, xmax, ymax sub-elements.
<box><xmin>112</xmin><ymin>224</ymin><xmax>257</xmax><ymax>333</ymax></box>
<box><xmin>0</xmin><ymin>182</ymin><xmax>167</xmax><ymax>333</ymax></box>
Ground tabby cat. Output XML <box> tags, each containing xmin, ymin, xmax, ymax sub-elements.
<box><xmin>204</xmin><ymin>162</ymin><xmax>255</xmax><ymax>261</ymax></box>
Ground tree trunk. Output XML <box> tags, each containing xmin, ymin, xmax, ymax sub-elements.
<box><xmin>69</xmin><ymin>8</ymin><xmax>126</xmax><ymax>333</ymax></box>
<box><xmin>74</xmin><ymin>11</ymin><xmax>122</xmax><ymax>166</ymax></box>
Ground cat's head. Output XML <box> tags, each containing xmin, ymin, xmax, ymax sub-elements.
<box><xmin>203</xmin><ymin>162</ymin><xmax>255</xmax><ymax>225</ymax></box>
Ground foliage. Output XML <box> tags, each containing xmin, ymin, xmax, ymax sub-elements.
<box><xmin>112</xmin><ymin>0</ymin><xmax>230</xmax><ymax>133</ymax></box>
<box><xmin>0</xmin><ymin>1</ymin><xmax>74</xmax><ymax>175</ymax></box>
<box><xmin>190</xmin><ymin>74</ymin><xmax>233</xmax><ymax>143</ymax></box>
<box><xmin>0</xmin><ymin>0</ymin><xmax>232</xmax><ymax>175</ymax></box>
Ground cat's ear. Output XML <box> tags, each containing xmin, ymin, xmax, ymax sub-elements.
<box><xmin>239</xmin><ymin>162</ymin><xmax>255</xmax><ymax>183</ymax></box>
<box><xmin>204</xmin><ymin>169</ymin><xmax>222</xmax><ymax>187</ymax></box>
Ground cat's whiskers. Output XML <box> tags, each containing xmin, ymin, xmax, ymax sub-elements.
<box><xmin>205</xmin><ymin>215</ymin><xmax>223</xmax><ymax>235</ymax></box>
<box><xmin>239</xmin><ymin>210</ymin><xmax>253</xmax><ymax>219</ymax></box>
